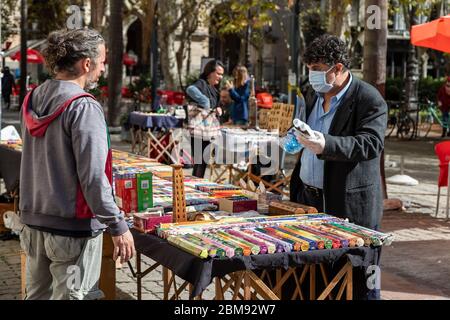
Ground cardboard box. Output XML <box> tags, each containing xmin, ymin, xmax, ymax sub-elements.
<box><xmin>218</xmin><ymin>196</ymin><xmax>257</xmax><ymax>213</ymax></box>
<box><xmin>136</xmin><ymin>172</ymin><xmax>153</xmax><ymax>211</ymax></box>
<box><xmin>133</xmin><ymin>210</ymin><xmax>171</xmax><ymax>233</ymax></box>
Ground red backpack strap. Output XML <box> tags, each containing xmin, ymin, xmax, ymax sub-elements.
<box><xmin>23</xmin><ymin>90</ymin><xmax>97</xmax><ymax>137</ymax></box>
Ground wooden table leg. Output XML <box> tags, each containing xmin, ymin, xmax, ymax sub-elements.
<box><xmin>136</xmin><ymin>252</ymin><xmax>142</xmax><ymax>300</ymax></box>
<box><xmin>99</xmin><ymin>232</ymin><xmax>116</xmax><ymax>300</ymax></box>
<box><xmin>21</xmin><ymin>251</ymin><xmax>26</xmax><ymax>300</ymax></box>
<box><xmin>163</xmin><ymin>267</ymin><xmax>170</xmax><ymax>300</ymax></box>
<box><xmin>310</xmin><ymin>264</ymin><xmax>316</xmax><ymax>300</ymax></box>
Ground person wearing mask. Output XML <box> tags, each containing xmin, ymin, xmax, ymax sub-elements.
<box><xmin>224</xmin><ymin>65</ymin><xmax>250</xmax><ymax>126</ymax></box>
<box><xmin>290</xmin><ymin>34</ymin><xmax>387</xmax><ymax>231</ymax></box>
<box><xmin>1</xmin><ymin>66</ymin><xmax>17</xmax><ymax>110</ymax></box>
<box><xmin>19</xmin><ymin>29</ymin><xmax>135</xmax><ymax>300</ymax></box>
<box><xmin>186</xmin><ymin>59</ymin><xmax>224</xmax><ymax>178</ymax></box>
<box><xmin>437</xmin><ymin>76</ymin><xmax>450</xmax><ymax>137</ymax></box>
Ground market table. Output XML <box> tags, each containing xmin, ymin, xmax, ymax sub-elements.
<box><xmin>209</xmin><ymin>128</ymin><xmax>291</xmax><ymax>196</ymax></box>
<box><xmin>0</xmin><ymin>144</ymin><xmax>21</xmax><ymax>231</ymax></box>
<box><xmin>128</xmin><ymin>112</ymin><xmax>184</xmax><ymax>164</ymax></box>
<box><xmin>130</xmin><ymin>229</ymin><xmax>381</xmax><ymax>300</ymax></box>
<box><xmin>0</xmin><ymin>144</ymin><xmax>22</xmax><ymax>193</ymax></box>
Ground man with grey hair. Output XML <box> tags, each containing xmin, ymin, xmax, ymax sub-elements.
<box><xmin>19</xmin><ymin>28</ymin><xmax>135</xmax><ymax>300</ymax></box>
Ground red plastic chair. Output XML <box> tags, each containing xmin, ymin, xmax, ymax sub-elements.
<box><xmin>256</xmin><ymin>92</ymin><xmax>273</xmax><ymax>109</ymax></box>
<box><xmin>434</xmin><ymin>141</ymin><xmax>450</xmax><ymax>218</ymax></box>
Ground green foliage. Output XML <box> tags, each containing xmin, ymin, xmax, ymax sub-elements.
<box><xmin>183</xmin><ymin>71</ymin><xmax>200</xmax><ymax>88</ymax></box>
<box><xmin>88</xmin><ymin>74</ymin><xmax>107</xmax><ymax>99</ymax></box>
<box><xmin>127</xmin><ymin>73</ymin><xmax>152</xmax><ymax>102</ymax></box>
<box><xmin>386</xmin><ymin>77</ymin><xmax>447</xmax><ymax>102</ymax></box>
<box><xmin>27</xmin><ymin>0</ymin><xmax>85</xmax><ymax>39</ymax></box>
<box><xmin>419</xmin><ymin>77</ymin><xmax>447</xmax><ymax>102</ymax></box>
<box><xmin>1</xmin><ymin>0</ymin><xmax>18</xmax><ymax>40</ymax></box>
<box><xmin>213</xmin><ymin>0</ymin><xmax>278</xmax><ymax>39</ymax></box>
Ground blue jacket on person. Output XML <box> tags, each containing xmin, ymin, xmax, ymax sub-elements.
<box><xmin>229</xmin><ymin>80</ymin><xmax>250</xmax><ymax>123</ymax></box>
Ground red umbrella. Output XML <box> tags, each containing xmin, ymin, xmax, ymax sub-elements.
<box><xmin>11</xmin><ymin>48</ymin><xmax>44</xmax><ymax>64</ymax></box>
<box><xmin>411</xmin><ymin>15</ymin><xmax>450</xmax><ymax>53</ymax></box>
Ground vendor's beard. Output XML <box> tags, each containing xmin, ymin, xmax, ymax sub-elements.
<box><xmin>85</xmin><ymin>72</ymin><xmax>99</xmax><ymax>90</ymax></box>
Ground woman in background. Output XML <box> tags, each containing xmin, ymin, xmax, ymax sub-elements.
<box><xmin>186</xmin><ymin>59</ymin><xmax>224</xmax><ymax>178</ymax></box>
<box><xmin>225</xmin><ymin>65</ymin><xmax>250</xmax><ymax>126</ymax></box>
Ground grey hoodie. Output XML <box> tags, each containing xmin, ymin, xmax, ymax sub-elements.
<box><xmin>19</xmin><ymin>79</ymin><xmax>128</xmax><ymax>236</ymax></box>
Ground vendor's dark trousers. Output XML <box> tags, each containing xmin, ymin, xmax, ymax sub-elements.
<box><xmin>190</xmin><ymin>137</ymin><xmax>210</xmax><ymax>178</ymax></box>
<box><xmin>2</xmin><ymin>94</ymin><xmax>11</xmax><ymax>109</ymax></box>
<box><xmin>297</xmin><ymin>184</ymin><xmax>324</xmax><ymax>212</ymax></box>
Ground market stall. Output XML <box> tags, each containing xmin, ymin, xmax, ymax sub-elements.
<box><xmin>0</xmin><ymin>141</ymin><xmax>21</xmax><ymax>232</ymax></box>
<box><xmin>112</xmin><ymin>149</ymin><xmax>391</xmax><ymax>300</ymax></box>
<box><xmin>129</xmin><ymin>214</ymin><xmax>388</xmax><ymax>300</ymax></box>
<box><xmin>3</xmin><ymin>143</ymin><xmax>392</xmax><ymax>301</ymax></box>
<box><xmin>209</xmin><ymin>128</ymin><xmax>290</xmax><ymax>196</ymax></box>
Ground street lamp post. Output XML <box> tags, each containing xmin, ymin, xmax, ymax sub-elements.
<box><xmin>151</xmin><ymin>1</ymin><xmax>159</xmax><ymax>111</ymax></box>
<box><xmin>19</xmin><ymin>0</ymin><xmax>28</xmax><ymax>106</ymax></box>
<box><xmin>1</xmin><ymin>9</ymin><xmax>3</xmax><ymax>131</ymax></box>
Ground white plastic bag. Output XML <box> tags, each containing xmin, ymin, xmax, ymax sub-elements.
<box><xmin>0</xmin><ymin>125</ymin><xmax>21</xmax><ymax>141</ymax></box>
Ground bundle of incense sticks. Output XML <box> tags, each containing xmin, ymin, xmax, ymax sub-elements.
<box><xmin>227</xmin><ymin>229</ymin><xmax>275</xmax><ymax>254</ymax></box>
<box><xmin>256</xmin><ymin>227</ymin><xmax>309</xmax><ymax>252</ymax></box>
<box><xmin>167</xmin><ymin>235</ymin><xmax>209</xmax><ymax>259</ymax></box>
<box><xmin>196</xmin><ymin>234</ymin><xmax>236</xmax><ymax>258</ymax></box>
<box><xmin>156</xmin><ymin>213</ymin><xmax>393</xmax><ymax>259</ymax></box>
<box><xmin>296</xmin><ymin>224</ymin><xmax>349</xmax><ymax>248</ymax></box>
<box><xmin>277</xmin><ymin>225</ymin><xmax>328</xmax><ymax>250</ymax></box>
<box><xmin>314</xmin><ymin>224</ymin><xmax>365</xmax><ymax>247</ymax></box>
<box><xmin>214</xmin><ymin>230</ymin><xmax>260</xmax><ymax>256</ymax></box>
<box><xmin>331</xmin><ymin>221</ymin><xmax>394</xmax><ymax>246</ymax></box>
<box><xmin>182</xmin><ymin>234</ymin><xmax>226</xmax><ymax>259</ymax></box>
<box><xmin>324</xmin><ymin>223</ymin><xmax>375</xmax><ymax>246</ymax></box>
<box><xmin>203</xmin><ymin>233</ymin><xmax>245</xmax><ymax>257</ymax></box>
<box><xmin>243</xmin><ymin>229</ymin><xmax>287</xmax><ymax>253</ymax></box>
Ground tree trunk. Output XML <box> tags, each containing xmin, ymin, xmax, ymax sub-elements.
<box><xmin>107</xmin><ymin>0</ymin><xmax>123</xmax><ymax>127</ymax></box>
<box><xmin>157</xmin><ymin>26</ymin><xmax>176</xmax><ymax>90</ymax></box>
<box><xmin>157</xmin><ymin>1</ymin><xmax>177</xmax><ymax>90</ymax></box>
<box><xmin>327</xmin><ymin>0</ymin><xmax>349</xmax><ymax>38</ymax></box>
<box><xmin>141</xmin><ymin>21</ymin><xmax>153</xmax><ymax>68</ymax></box>
<box><xmin>363</xmin><ymin>0</ymin><xmax>388</xmax><ymax>200</ymax></box>
<box><xmin>405</xmin><ymin>5</ymin><xmax>420</xmax><ymax>110</ymax></box>
<box><xmin>19</xmin><ymin>0</ymin><xmax>27</xmax><ymax>106</ymax></box>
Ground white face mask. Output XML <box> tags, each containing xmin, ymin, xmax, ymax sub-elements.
<box><xmin>309</xmin><ymin>66</ymin><xmax>335</xmax><ymax>93</ymax></box>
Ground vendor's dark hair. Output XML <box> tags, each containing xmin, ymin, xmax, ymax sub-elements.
<box><xmin>42</xmin><ymin>28</ymin><xmax>105</xmax><ymax>76</ymax></box>
<box><xmin>200</xmin><ymin>59</ymin><xmax>224</xmax><ymax>80</ymax></box>
<box><xmin>303</xmin><ymin>34</ymin><xmax>351</xmax><ymax>69</ymax></box>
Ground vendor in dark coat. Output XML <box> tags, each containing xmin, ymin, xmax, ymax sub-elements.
<box><xmin>290</xmin><ymin>34</ymin><xmax>387</xmax><ymax>230</ymax></box>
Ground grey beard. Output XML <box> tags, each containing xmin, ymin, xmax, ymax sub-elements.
<box><xmin>85</xmin><ymin>80</ymin><xmax>98</xmax><ymax>90</ymax></box>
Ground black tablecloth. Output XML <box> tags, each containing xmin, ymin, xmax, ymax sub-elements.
<box><xmin>131</xmin><ymin>229</ymin><xmax>382</xmax><ymax>299</ymax></box>
<box><xmin>0</xmin><ymin>145</ymin><xmax>21</xmax><ymax>193</ymax></box>
<box><xmin>128</xmin><ymin>112</ymin><xmax>183</xmax><ymax>129</ymax></box>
